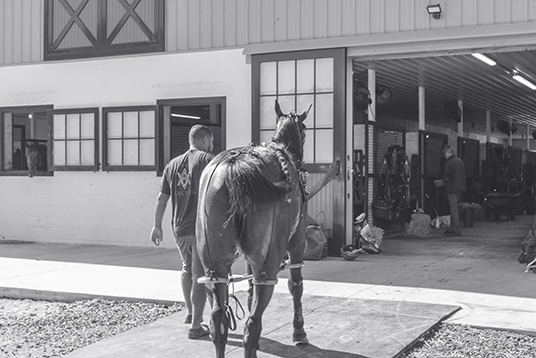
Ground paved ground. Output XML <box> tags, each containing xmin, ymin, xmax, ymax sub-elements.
<box><xmin>1</xmin><ymin>214</ymin><xmax>536</xmax><ymax>357</ymax></box>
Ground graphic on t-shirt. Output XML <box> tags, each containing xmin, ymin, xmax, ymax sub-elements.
<box><xmin>178</xmin><ymin>167</ymin><xmax>190</xmax><ymax>189</ymax></box>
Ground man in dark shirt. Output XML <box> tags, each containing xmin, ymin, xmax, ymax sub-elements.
<box><xmin>150</xmin><ymin>124</ymin><xmax>215</xmax><ymax>339</ymax></box>
<box><xmin>442</xmin><ymin>145</ymin><xmax>466</xmax><ymax>237</ymax></box>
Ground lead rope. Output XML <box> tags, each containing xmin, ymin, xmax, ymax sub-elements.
<box><xmin>225</xmin><ymin>274</ymin><xmax>246</xmax><ymax>331</ymax></box>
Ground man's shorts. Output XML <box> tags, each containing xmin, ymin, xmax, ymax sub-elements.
<box><xmin>175</xmin><ymin>234</ymin><xmax>204</xmax><ymax>279</ymax></box>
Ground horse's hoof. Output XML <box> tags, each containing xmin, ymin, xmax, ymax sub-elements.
<box><xmin>294</xmin><ymin>337</ymin><xmax>309</xmax><ymax>345</ymax></box>
<box><xmin>293</xmin><ymin>334</ymin><xmax>308</xmax><ymax>345</ymax></box>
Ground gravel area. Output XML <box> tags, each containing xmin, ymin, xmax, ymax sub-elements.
<box><xmin>0</xmin><ymin>298</ymin><xmax>183</xmax><ymax>358</ymax></box>
<box><xmin>2</xmin><ymin>297</ymin><xmax>536</xmax><ymax>358</ymax></box>
<box><xmin>401</xmin><ymin>322</ymin><xmax>536</xmax><ymax>358</ymax></box>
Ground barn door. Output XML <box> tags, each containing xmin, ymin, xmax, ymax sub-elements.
<box><xmin>252</xmin><ymin>48</ymin><xmax>346</xmax><ymax>256</ymax></box>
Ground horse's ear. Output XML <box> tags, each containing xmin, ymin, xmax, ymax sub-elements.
<box><xmin>298</xmin><ymin>103</ymin><xmax>313</xmax><ymax>122</ymax></box>
<box><xmin>275</xmin><ymin>100</ymin><xmax>284</xmax><ymax>119</ymax></box>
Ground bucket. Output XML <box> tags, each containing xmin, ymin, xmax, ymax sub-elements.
<box><xmin>372</xmin><ymin>200</ymin><xmax>392</xmax><ymax>219</ymax></box>
<box><xmin>463</xmin><ymin>207</ymin><xmax>474</xmax><ymax>227</ymax></box>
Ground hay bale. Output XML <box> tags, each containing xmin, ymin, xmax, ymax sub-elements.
<box><xmin>406</xmin><ymin>213</ymin><xmax>432</xmax><ymax>237</ymax></box>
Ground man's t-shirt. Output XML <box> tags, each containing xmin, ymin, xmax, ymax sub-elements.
<box><xmin>159</xmin><ymin>149</ymin><xmax>214</xmax><ymax>237</ymax></box>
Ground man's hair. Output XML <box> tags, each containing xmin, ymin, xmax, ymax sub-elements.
<box><xmin>189</xmin><ymin>124</ymin><xmax>212</xmax><ymax>144</ymax></box>
<box><xmin>443</xmin><ymin>145</ymin><xmax>455</xmax><ymax>156</ymax></box>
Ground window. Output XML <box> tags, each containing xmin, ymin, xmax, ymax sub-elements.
<box><xmin>50</xmin><ymin>108</ymin><xmax>99</xmax><ymax>171</ymax></box>
<box><xmin>1</xmin><ymin>105</ymin><xmax>53</xmax><ymax>176</ymax></box>
<box><xmin>255</xmin><ymin>56</ymin><xmax>335</xmax><ymax>164</ymax></box>
<box><xmin>157</xmin><ymin>97</ymin><xmax>225</xmax><ymax>172</ymax></box>
<box><xmin>45</xmin><ymin>0</ymin><xmax>165</xmax><ymax>61</ymax></box>
<box><xmin>102</xmin><ymin>106</ymin><xmax>157</xmax><ymax>171</ymax></box>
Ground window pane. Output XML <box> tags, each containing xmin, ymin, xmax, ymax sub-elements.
<box><xmin>80</xmin><ymin>113</ymin><xmax>95</xmax><ymax>139</ymax></box>
<box><xmin>66</xmin><ymin>114</ymin><xmax>80</xmax><ymax>139</ymax></box>
<box><xmin>260</xmin><ymin>96</ymin><xmax>277</xmax><ymax>130</ymax></box>
<box><xmin>315</xmin><ymin>129</ymin><xmax>333</xmax><ymax>163</ymax></box>
<box><xmin>297</xmin><ymin>95</ymin><xmax>314</xmax><ymax>126</ymax></box>
<box><xmin>297</xmin><ymin>59</ymin><xmax>314</xmax><ymax>93</ymax></box>
<box><xmin>123</xmin><ymin>112</ymin><xmax>139</xmax><ymax>138</ymax></box>
<box><xmin>303</xmin><ymin>129</ymin><xmax>314</xmax><ymax>163</ymax></box>
<box><xmin>108</xmin><ymin>113</ymin><xmax>123</xmax><ymax>138</ymax></box>
<box><xmin>260</xmin><ymin>130</ymin><xmax>273</xmax><ymax>144</ymax></box>
<box><xmin>316</xmin><ymin>58</ymin><xmax>334</xmax><ymax>92</ymax></box>
<box><xmin>139</xmin><ymin>139</ymin><xmax>155</xmax><ymax>165</ymax></box>
<box><xmin>123</xmin><ymin>139</ymin><xmax>138</xmax><ymax>165</ymax></box>
<box><xmin>53</xmin><ymin>141</ymin><xmax>66</xmax><ymax>166</ymax></box>
<box><xmin>139</xmin><ymin>111</ymin><xmax>155</xmax><ymax>137</ymax></box>
<box><xmin>108</xmin><ymin>140</ymin><xmax>122</xmax><ymax>165</ymax></box>
<box><xmin>276</xmin><ymin>95</ymin><xmax>295</xmax><ymax>115</ymax></box>
<box><xmin>278</xmin><ymin>61</ymin><xmax>295</xmax><ymax>94</ymax></box>
<box><xmin>260</xmin><ymin>62</ymin><xmax>276</xmax><ymax>95</ymax></box>
<box><xmin>81</xmin><ymin>141</ymin><xmax>94</xmax><ymax>165</ymax></box>
<box><xmin>53</xmin><ymin>115</ymin><xmax>66</xmax><ymax>139</ymax></box>
<box><xmin>66</xmin><ymin>141</ymin><xmax>80</xmax><ymax>165</ymax></box>
<box><xmin>315</xmin><ymin>94</ymin><xmax>334</xmax><ymax>128</ymax></box>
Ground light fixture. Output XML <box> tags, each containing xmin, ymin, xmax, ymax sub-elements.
<box><xmin>171</xmin><ymin>113</ymin><xmax>201</xmax><ymax>120</ymax></box>
<box><xmin>512</xmin><ymin>71</ymin><xmax>536</xmax><ymax>90</ymax></box>
<box><xmin>28</xmin><ymin>113</ymin><xmax>33</xmax><ymax>119</ymax></box>
<box><xmin>471</xmin><ymin>53</ymin><xmax>496</xmax><ymax>66</ymax></box>
<box><xmin>426</xmin><ymin>4</ymin><xmax>442</xmax><ymax>19</ymax></box>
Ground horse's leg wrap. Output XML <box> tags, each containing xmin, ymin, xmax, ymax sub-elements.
<box><xmin>288</xmin><ymin>277</ymin><xmax>308</xmax><ymax>344</ymax></box>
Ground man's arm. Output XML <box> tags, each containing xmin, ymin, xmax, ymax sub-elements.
<box><xmin>150</xmin><ymin>191</ymin><xmax>170</xmax><ymax>246</ymax></box>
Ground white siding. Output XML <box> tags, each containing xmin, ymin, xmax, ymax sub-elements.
<box><xmin>0</xmin><ymin>49</ymin><xmax>251</xmax><ymax>248</ymax></box>
<box><xmin>3</xmin><ymin>0</ymin><xmax>536</xmax><ymax>65</ymax></box>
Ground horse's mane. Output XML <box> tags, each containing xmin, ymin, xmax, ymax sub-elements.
<box><xmin>221</xmin><ymin>143</ymin><xmax>293</xmax><ymax>225</ymax></box>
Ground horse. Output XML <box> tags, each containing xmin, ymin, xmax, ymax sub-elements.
<box><xmin>196</xmin><ymin>100</ymin><xmax>312</xmax><ymax>358</ymax></box>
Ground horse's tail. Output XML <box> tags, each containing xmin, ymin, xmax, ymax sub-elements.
<box><xmin>221</xmin><ymin>147</ymin><xmax>292</xmax><ymax>227</ymax></box>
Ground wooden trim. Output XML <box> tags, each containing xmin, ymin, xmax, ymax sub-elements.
<box><xmin>48</xmin><ymin>107</ymin><xmax>100</xmax><ymax>171</ymax></box>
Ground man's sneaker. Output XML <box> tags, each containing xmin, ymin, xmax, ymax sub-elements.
<box><xmin>184</xmin><ymin>314</ymin><xmax>192</xmax><ymax>324</ymax></box>
<box><xmin>188</xmin><ymin>324</ymin><xmax>210</xmax><ymax>339</ymax></box>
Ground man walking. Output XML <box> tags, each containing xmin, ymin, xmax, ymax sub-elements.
<box><xmin>442</xmin><ymin>145</ymin><xmax>466</xmax><ymax>237</ymax></box>
<box><xmin>150</xmin><ymin>124</ymin><xmax>215</xmax><ymax>339</ymax></box>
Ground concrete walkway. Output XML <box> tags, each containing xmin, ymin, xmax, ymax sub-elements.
<box><xmin>1</xmin><ymin>214</ymin><xmax>535</xmax><ymax>357</ymax></box>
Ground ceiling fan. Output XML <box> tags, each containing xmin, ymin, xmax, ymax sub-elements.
<box><xmin>444</xmin><ymin>103</ymin><xmax>461</xmax><ymax>123</ymax></box>
<box><xmin>496</xmin><ymin>120</ymin><xmax>517</xmax><ymax>135</ymax></box>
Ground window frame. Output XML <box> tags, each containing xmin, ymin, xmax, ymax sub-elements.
<box><xmin>0</xmin><ymin>104</ymin><xmax>54</xmax><ymax>177</ymax></box>
<box><xmin>44</xmin><ymin>0</ymin><xmax>165</xmax><ymax>61</ymax></box>
<box><xmin>102</xmin><ymin>105</ymin><xmax>158</xmax><ymax>171</ymax></box>
<box><xmin>49</xmin><ymin>107</ymin><xmax>100</xmax><ymax>171</ymax></box>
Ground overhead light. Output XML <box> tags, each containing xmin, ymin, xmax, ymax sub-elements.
<box><xmin>512</xmin><ymin>72</ymin><xmax>536</xmax><ymax>90</ymax></box>
<box><xmin>171</xmin><ymin>113</ymin><xmax>201</xmax><ymax>120</ymax></box>
<box><xmin>426</xmin><ymin>4</ymin><xmax>442</xmax><ymax>19</ymax></box>
<box><xmin>471</xmin><ymin>53</ymin><xmax>496</xmax><ymax>66</ymax></box>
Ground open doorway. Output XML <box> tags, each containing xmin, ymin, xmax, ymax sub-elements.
<box><xmin>157</xmin><ymin>98</ymin><xmax>225</xmax><ymax>169</ymax></box>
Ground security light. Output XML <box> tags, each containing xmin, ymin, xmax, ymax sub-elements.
<box><xmin>426</xmin><ymin>4</ymin><xmax>442</xmax><ymax>19</ymax></box>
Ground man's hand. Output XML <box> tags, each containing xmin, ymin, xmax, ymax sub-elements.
<box><xmin>150</xmin><ymin>227</ymin><xmax>163</xmax><ymax>246</ymax></box>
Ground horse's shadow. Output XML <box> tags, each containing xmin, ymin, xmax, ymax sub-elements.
<box><xmin>221</xmin><ymin>333</ymin><xmax>368</xmax><ymax>358</ymax></box>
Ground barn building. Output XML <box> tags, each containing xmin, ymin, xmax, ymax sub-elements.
<box><xmin>1</xmin><ymin>0</ymin><xmax>536</xmax><ymax>255</ymax></box>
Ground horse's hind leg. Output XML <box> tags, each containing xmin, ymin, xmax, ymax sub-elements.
<box><xmin>211</xmin><ymin>283</ymin><xmax>229</xmax><ymax>358</ymax></box>
<box><xmin>243</xmin><ymin>284</ymin><xmax>275</xmax><ymax>358</ymax></box>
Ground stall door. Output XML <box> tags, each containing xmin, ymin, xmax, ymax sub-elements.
<box><xmin>420</xmin><ymin>131</ymin><xmax>448</xmax><ymax>217</ymax></box>
<box><xmin>458</xmin><ymin>137</ymin><xmax>480</xmax><ymax>202</ymax></box>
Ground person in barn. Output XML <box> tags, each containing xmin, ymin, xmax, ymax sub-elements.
<box><xmin>150</xmin><ymin>124</ymin><xmax>215</xmax><ymax>339</ymax></box>
<box><xmin>442</xmin><ymin>145</ymin><xmax>467</xmax><ymax>237</ymax></box>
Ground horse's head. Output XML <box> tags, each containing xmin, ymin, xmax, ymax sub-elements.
<box><xmin>273</xmin><ymin>100</ymin><xmax>312</xmax><ymax>167</ymax></box>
